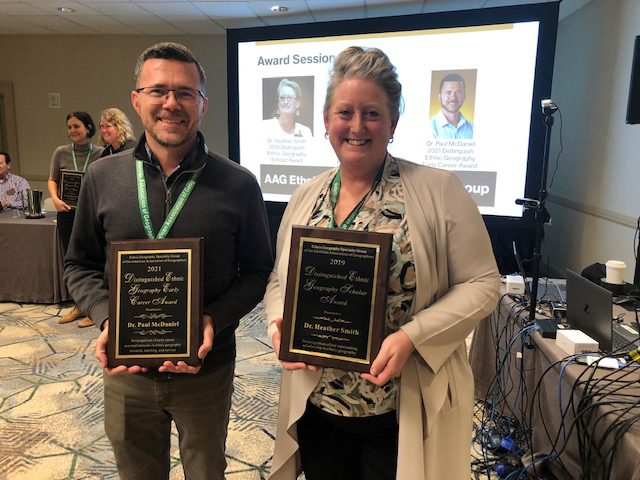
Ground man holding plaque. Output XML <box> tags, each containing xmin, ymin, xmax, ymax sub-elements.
<box><xmin>64</xmin><ymin>43</ymin><xmax>273</xmax><ymax>479</ymax></box>
<box><xmin>264</xmin><ymin>47</ymin><xmax>500</xmax><ymax>480</ymax></box>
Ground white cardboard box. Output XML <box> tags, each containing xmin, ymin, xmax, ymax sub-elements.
<box><xmin>505</xmin><ymin>274</ymin><xmax>525</xmax><ymax>294</ymax></box>
<box><xmin>555</xmin><ymin>329</ymin><xmax>599</xmax><ymax>355</ymax></box>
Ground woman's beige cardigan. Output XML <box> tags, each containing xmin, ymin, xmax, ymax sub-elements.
<box><xmin>264</xmin><ymin>158</ymin><xmax>500</xmax><ymax>479</ymax></box>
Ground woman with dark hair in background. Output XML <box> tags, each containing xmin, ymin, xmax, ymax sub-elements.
<box><xmin>265</xmin><ymin>46</ymin><xmax>500</xmax><ymax>480</ymax></box>
<box><xmin>48</xmin><ymin>111</ymin><xmax>103</xmax><ymax>327</ymax></box>
<box><xmin>99</xmin><ymin>108</ymin><xmax>136</xmax><ymax>157</ymax></box>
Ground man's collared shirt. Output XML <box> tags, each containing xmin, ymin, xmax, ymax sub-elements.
<box><xmin>430</xmin><ymin>109</ymin><xmax>474</xmax><ymax>139</ymax></box>
<box><xmin>0</xmin><ymin>173</ymin><xmax>30</xmax><ymax>208</ymax></box>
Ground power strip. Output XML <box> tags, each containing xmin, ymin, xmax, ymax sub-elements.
<box><xmin>535</xmin><ymin>319</ymin><xmax>558</xmax><ymax>339</ymax></box>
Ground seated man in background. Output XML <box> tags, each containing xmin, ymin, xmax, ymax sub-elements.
<box><xmin>0</xmin><ymin>151</ymin><xmax>30</xmax><ymax>209</ymax></box>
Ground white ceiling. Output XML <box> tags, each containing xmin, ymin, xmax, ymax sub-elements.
<box><xmin>0</xmin><ymin>0</ymin><xmax>591</xmax><ymax>35</ymax></box>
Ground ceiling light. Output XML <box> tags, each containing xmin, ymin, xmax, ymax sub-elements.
<box><xmin>57</xmin><ymin>7</ymin><xmax>76</xmax><ymax>13</ymax></box>
<box><xmin>270</xmin><ymin>5</ymin><xmax>289</xmax><ymax>14</ymax></box>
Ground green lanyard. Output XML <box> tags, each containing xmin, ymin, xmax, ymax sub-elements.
<box><xmin>71</xmin><ymin>143</ymin><xmax>93</xmax><ymax>172</ymax></box>
<box><xmin>135</xmin><ymin>160</ymin><xmax>201</xmax><ymax>239</ymax></box>
<box><xmin>328</xmin><ymin>162</ymin><xmax>385</xmax><ymax>230</ymax></box>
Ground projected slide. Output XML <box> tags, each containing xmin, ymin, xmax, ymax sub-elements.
<box><xmin>236</xmin><ymin>22</ymin><xmax>540</xmax><ymax>217</ymax></box>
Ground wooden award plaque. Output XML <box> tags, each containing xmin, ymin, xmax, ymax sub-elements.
<box><xmin>280</xmin><ymin>226</ymin><xmax>392</xmax><ymax>373</ymax></box>
<box><xmin>60</xmin><ymin>170</ymin><xmax>84</xmax><ymax>208</ymax></box>
<box><xmin>108</xmin><ymin>237</ymin><xmax>203</xmax><ymax>368</ymax></box>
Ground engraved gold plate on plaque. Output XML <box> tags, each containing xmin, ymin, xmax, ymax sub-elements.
<box><xmin>108</xmin><ymin>238</ymin><xmax>203</xmax><ymax>368</ymax></box>
<box><xmin>60</xmin><ymin>169</ymin><xmax>84</xmax><ymax>208</ymax></box>
<box><xmin>280</xmin><ymin>226</ymin><xmax>392</xmax><ymax>372</ymax></box>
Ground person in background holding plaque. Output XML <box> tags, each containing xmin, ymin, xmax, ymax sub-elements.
<box><xmin>264</xmin><ymin>47</ymin><xmax>500</xmax><ymax>480</ymax></box>
<box><xmin>64</xmin><ymin>42</ymin><xmax>273</xmax><ymax>479</ymax></box>
<box><xmin>99</xmin><ymin>107</ymin><xmax>137</xmax><ymax>158</ymax></box>
<box><xmin>48</xmin><ymin>111</ymin><xmax>104</xmax><ymax>327</ymax></box>
<box><xmin>0</xmin><ymin>151</ymin><xmax>30</xmax><ymax>209</ymax></box>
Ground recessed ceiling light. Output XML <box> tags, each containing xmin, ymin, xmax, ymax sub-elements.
<box><xmin>270</xmin><ymin>5</ymin><xmax>289</xmax><ymax>14</ymax></box>
<box><xmin>57</xmin><ymin>7</ymin><xmax>76</xmax><ymax>14</ymax></box>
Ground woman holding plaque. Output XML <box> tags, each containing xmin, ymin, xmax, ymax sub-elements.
<box><xmin>48</xmin><ymin>111</ymin><xmax>103</xmax><ymax>327</ymax></box>
<box><xmin>264</xmin><ymin>47</ymin><xmax>500</xmax><ymax>480</ymax></box>
<box><xmin>99</xmin><ymin>108</ymin><xmax>136</xmax><ymax>158</ymax></box>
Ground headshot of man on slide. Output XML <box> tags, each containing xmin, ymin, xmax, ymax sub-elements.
<box><xmin>430</xmin><ymin>72</ymin><xmax>474</xmax><ymax>140</ymax></box>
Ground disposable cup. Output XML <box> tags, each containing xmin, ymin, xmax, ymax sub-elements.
<box><xmin>605</xmin><ymin>260</ymin><xmax>626</xmax><ymax>285</ymax></box>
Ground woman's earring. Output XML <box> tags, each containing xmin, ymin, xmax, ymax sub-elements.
<box><xmin>388</xmin><ymin>136</ymin><xmax>394</xmax><ymax>144</ymax></box>
<box><xmin>324</xmin><ymin>132</ymin><xmax>329</xmax><ymax>139</ymax></box>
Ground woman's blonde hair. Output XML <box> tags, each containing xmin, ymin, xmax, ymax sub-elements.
<box><xmin>323</xmin><ymin>46</ymin><xmax>403</xmax><ymax>121</ymax></box>
<box><xmin>277</xmin><ymin>78</ymin><xmax>302</xmax><ymax>101</ymax></box>
<box><xmin>100</xmin><ymin>108</ymin><xmax>135</xmax><ymax>145</ymax></box>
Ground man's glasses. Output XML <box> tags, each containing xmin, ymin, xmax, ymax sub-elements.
<box><xmin>135</xmin><ymin>86</ymin><xmax>205</xmax><ymax>104</ymax></box>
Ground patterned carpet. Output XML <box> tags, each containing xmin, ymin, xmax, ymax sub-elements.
<box><xmin>0</xmin><ymin>302</ymin><xmax>280</xmax><ymax>480</ymax></box>
<box><xmin>1</xmin><ymin>301</ymin><xmax>496</xmax><ymax>480</ymax></box>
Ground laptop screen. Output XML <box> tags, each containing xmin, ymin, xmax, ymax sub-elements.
<box><xmin>528</xmin><ymin>277</ymin><xmax>566</xmax><ymax>303</ymax></box>
<box><xmin>565</xmin><ymin>269</ymin><xmax>613</xmax><ymax>352</ymax></box>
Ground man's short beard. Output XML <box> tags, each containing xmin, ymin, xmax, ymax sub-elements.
<box><xmin>150</xmin><ymin>129</ymin><xmax>197</xmax><ymax>148</ymax></box>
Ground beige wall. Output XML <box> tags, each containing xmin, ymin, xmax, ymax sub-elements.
<box><xmin>545</xmin><ymin>0</ymin><xmax>640</xmax><ymax>282</ymax></box>
<box><xmin>3</xmin><ymin>4</ymin><xmax>639</xmax><ymax>281</ymax></box>
<box><xmin>0</xmin><ymin>35</ymin><xmax>227</xmax><ymax>191</ymax></box>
